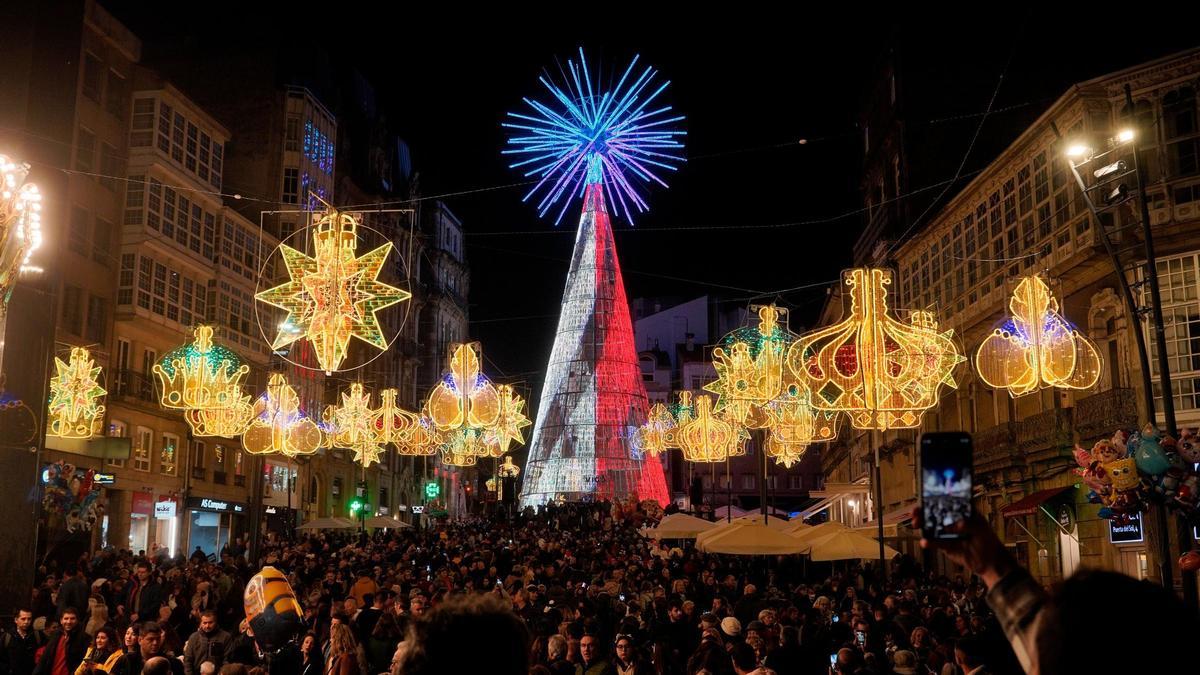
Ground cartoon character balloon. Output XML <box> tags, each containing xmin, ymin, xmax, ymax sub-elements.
<box><xmin>1131</xmin><ymin>425</ymin><xmax>1172</xmax><ymax>476</ymax></box>
<box><xmin>244</xmin><ymin>566</ymin><xmax>304</xmax><ymax>652</ymax></box>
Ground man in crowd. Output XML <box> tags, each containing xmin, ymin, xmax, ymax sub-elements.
<box><xmin>121</xmin><ymin>562</ymin><xmax>162</xmax><ymax>624</ymax></box>
<box><xmin>0</xmin><ymin>609</ymin><xmax>46</xmax><ymax>675</ymax></box>
<box><xmin>182</xmin><ymin>611</ymin><xmax>231</xmax><ymax>675</ymax></box>
<box><xmin>32</xmin><ymin>608</ymin><xmax>87</xmax><ymax>675</ymax></box>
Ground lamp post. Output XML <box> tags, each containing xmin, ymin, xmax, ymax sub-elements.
<box><xmin>1057</xmin><ymin>87</ymin><xmax>1196</xmax><ymax>607</ymax></box>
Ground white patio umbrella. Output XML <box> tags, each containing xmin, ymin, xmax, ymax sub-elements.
<box><xmin>296</xmin><ymin>517</ymin><xmax>357</xmax><ymax>530</ymax></box>
<box><xmin>639</xmin><ymin>513</ymin><xmax>717</xmax><ymax>539</ymax></box>
<box><xmin>786</xmin><ymin>520</ymin><xmax>846</xmax><ymax>542</ymax></box>
<box><xmin>695</xmin><ymin>522</ymin><xmax>807</xmax><ymax>555</ymax></box>
<box><xmin>731</xmin><ymin>514</ymin><xmax>791</xmax><ymax>530</ymax></box>
<box><xmin>713</xmin><ymin>505</ymin><xmax>747</xmax><ymax>519</ymax></box>
<box><xmin>364</xmin><ymin>515</ymin><xmax>412</xmax><ymax>529</ymax></box>
<box><xmin>806</xmin><ymin>529</ymin><xmax>900</xmax><ymax>561</ymax></box>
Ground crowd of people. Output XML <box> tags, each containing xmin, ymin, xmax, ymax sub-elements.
<box><xmin>2</xmin><ymin>501</ymin><xmax>1196</xmax><ymax>675</ymax></box>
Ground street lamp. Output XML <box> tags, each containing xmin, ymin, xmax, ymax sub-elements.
<box><xmin>1055</xmin><ymin>85</ymin><xmax>1195</xmax><ymax>608</ymax></box>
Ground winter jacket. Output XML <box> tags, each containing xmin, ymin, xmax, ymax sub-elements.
<box><xmin>32</xmin><ymin>628</ymin><xmax>89</xmax><ymax>675</ymax></box>
<box><xmin>181</xmin><ymin>628</ymin><xmax>232</xmax><ymax>675</ymax></box>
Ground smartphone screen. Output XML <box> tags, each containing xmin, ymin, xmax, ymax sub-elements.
<box><xmin>920</xmin><ymin>432</ymin><xmax>973</xmax><ymax>540</ymax></box>
<box><xmin>829</xmin><ymin>653</ymin><xmax>838</xmax><ymax>667</ymax></box>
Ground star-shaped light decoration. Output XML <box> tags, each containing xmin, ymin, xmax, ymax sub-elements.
<box><xmin>256</xmin><ymin>207</ymin><xmax>410</xmax><ymax>374</ymax></box>
<box><xmin>47</xmin><ymin>347</ymin><xmax>107</xmax><ymax>439</ymax></box>
<box><xmin>329</xmin><ymin>383</ymin><xmax>386</xmax><ymax>468</ymax></box>
<box><xmin>485</xmin><ymin>385</ymin><xmax>531</xmax><ymax>457</ymax></box>
<box><xmin>242</xmin><ymin>373</ymin><xmax>323</xmax><ymax>457</ymax></box>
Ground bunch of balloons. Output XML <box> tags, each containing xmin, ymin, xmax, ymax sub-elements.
<box><xmin>1075</xmin><ymin>425</ymin><xmax>1200</xmax><ymax>526</ymax></box>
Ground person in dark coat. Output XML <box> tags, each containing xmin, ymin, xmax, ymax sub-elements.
<box><xmin>182</xmin><ymin>611</ymin><xmax>232</xmax><ymax>675</ymax></box>
<box><xmin>32</xmin><ymin>608</ymin><xmax>89</xmax><ymax>675</ymax></box>
<box><xmin>1</xmin><ymin>609</ymin><xmax>47</xmax><ymax>675</ymax></box>
<box><xmin>120</xmin><ymin>563</ymin><xmax>163</xmax><ymax>625</ymax></box>
<box><xmin>56</xmin><ymin>567</ymin><xmax>90</xmax><ymax>624</ymax></box>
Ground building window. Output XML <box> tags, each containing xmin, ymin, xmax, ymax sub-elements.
<box><xmin>99</xmin><ymin>143</ymin><xmax>120</xmax><ymax>192</ymax></box>
<box><xmin>106</xmin><ymin>69</ymin><xmax>128</xmax><ymax>119</ymax></box>
<box><xmin>106</xmin><ymin>420</ymin><xmax>127</xmax><ymax>468</ymax></box>
<box><xmin>282</xmin><ymin>168</ymin><xmax>299</xmax><ymax>204</ymax></box>
<box><xmin>160</xmin><ymin>433</ymin><xmax>179</xmax><ymax>476</ymax></box>
<box><xmin>81</xmin><ymin>53</ymin><xmax>103</xmax><ymax>102</ymax></box>
<box><xmin>68</xmin><ymin>207</ymin><xmax>89</xmax><ymax>256</ymax></box>
<box><xmin>118</xmin><ymin>253</ymin><xmax>135</xmax><ymax>306</ymax></box>
<box><xmin>789</xmin><ymin>475</ymin><xmax>804</xmax><ymax>490</ymax></box>
<box><xmin>133</xmin><ymin>427</ymin><xmax>152</xmax><ymax>472</ymax></box>
<box><xmin>741</xmin><ymin>474</ymin><xmax>755</xmax><ymax>490</ymax></box>
<box><xmin>192</xmin><ymin>440</ymin><xmax>206</xmax><ymax>469</ymax></box>
<box><xmin>1147</xmin><ymin>252</ymin><xmax>1200</xmax><ymax>413</ymax></box>
<box><xmin>93</xmin><ymin>218</ymin><xmax>112</xmax><ymax>266</ymax></box>
<box><xmin>85</xmin><ymin>295</ymin><xmax>107</xmax><ymax>344</ymax></box>
<box><xmin>61</xmin><ymin>285</ymin><xmax>83</xmax><ymax>336</ymax></box>
<box><xmin>131</xmin><ymin>99</ymin><xmax>154</xmax><ymax>147</ymax></box>
<box><xmin>234</xmin><ymin>449</ymin><xmax>244</xmax><ymax>476</ymax></box>
<box><xmin>76</xmin><ymin>127</ymin><xmax>95</xmax><ymax>173</ymax></box>
<box><xmin>285</xmin><ymin>116</ymin><xmax>300</xmax><ymax>151</ymax></box>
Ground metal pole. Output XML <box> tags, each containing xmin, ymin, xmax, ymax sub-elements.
<box><xmin>874</xmin><ymin>429</ymin><xmax>886</xmax><ymax>582</ymax></box>
<box><xmin>1126</xmin><ymin>87</ymin><xmax>1195</xmax><ymax>606</ymax></box>
<box><xmin>759</xmin><ymin>431</ymin><xmax>768</xmax><ymax>521</ymax></box>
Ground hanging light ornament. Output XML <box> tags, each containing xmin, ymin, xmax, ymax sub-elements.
<box><xmin>427</xmin><ymin>342</ymin><xmax>500</xmax><ymax>432</ymax></box>
<box><xmin>329</xmin><ymin>382</ymin><xmax>386</xmax><ymax>467</ymax></box>
<box><xmin>633</xmin><ymin>402</ymin><xmax>677</xmax><ymax>457</ymax></box>
<box><xmin>440</xmin><ymin>428</ymin><xmax>484</xmax><ymax>466</ymax></box>
<box><xmin>256</xmin><ymin>206</ymin><xmax>411</xmax><ymax>373</ymax></box>
<box><xmin>788</xmin><ymin>268</ymin><xmax>964</xmax><ymax>431</ymax></box>
<box><xmin>371</xmin><ymin>388</ymin><xmax>420</xmax><ymax>450</ymax></box>
<box><xmin>705</xmin><ymin>305</ymin><xmax>791</xmax><ymax>427</ymax></box>
<box><xmin>396</xmin><ymin>415</ymin><xmax>442</xmax><ymax>456</ymax></box>
<box><xmin>184</xmin><ymin>387</ymin><xmax>255</xmax><ymax>438</ymax></box>
<box><xmin>975</xmin><ymin>275</ymin><xmax>1102</xmax><ymax>397</ymax></box>
<box><xmin>675</xmin><ymin>392</ymin><xmax>740</xmax><ymax>463</ymax></box>
<box><xmin>47</xmin><ymin>347</ymin><xmax>106</xmax><ymax>439</ymax></box>
<box><xmin>242</xmin><ymin>373</ymin><xmax>323</xmax><ymax>457</ymax></box>
<box><xmin>0</xmin><ymin>156</ymin><xmax>42</xmax><ymax>315</ymax></box>
<box><xmin>485</xmin><ymin>384</ymin><xmax>531</xmax><ymax>457</ymax></box>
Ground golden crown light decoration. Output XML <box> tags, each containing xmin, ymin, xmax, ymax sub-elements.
<box><xmin>242</xmin><ymin>373</ymin><xmax>323</xmax><ymax>458</ymax></box>
<box><xmin>47</xmin><ymin>347</ymin><xmax>106</xmax><ymax>439</ymax></box>
<box><xmin>397</xmin><ymin>415</ymin><xmax>443</xmax><ymax>456</ymax></box>
<box><xmin>440</xmin><ymin>428</ymin><xmax>485</xmax><ymax>467</ymax></box>
<box><xmin>675</xmin><ymin>392</ymin><xmax>741</xmax><ymax>463</ymax></box>
<box><xmin>372</xmin><ymin>387</ymin><xmax>421</xmax><ymax>450</ymax></box>
<box><xmin>975</xmin><ymin>275</ymin><xmax>1102</xmax><ymax>398</ymax></box>
<box><xmin>705</xmin><ymin>305</ymin><xmax>791</xmax><ymax>427</ymax></box>
<box><xmin>184</xmin><ymin>389</ymin><xmax>255</xmax><ymax>438</ymax></box>
<box><xmin>0</xmin><ymin>156</ymin><xmax>43</xmax><ymax>316</ymax></box>
<box><xmin>788</xmin><ymin>268</ymin><xmax>964</xmax><ymax>431</ymax></box>
<box><xmin>762</xmin><ymin>390</ymin><xmax>816</xmax><ymax>468</ymax></box>
<box><xmin>256</xmin><ymin>206</ymin><xmax>411</xmax><ymax>374</ymax></box>
<box><xmin>153</xmin><ymin>325</ymin><xmax>250</xmax><ymax>406</ymax></box>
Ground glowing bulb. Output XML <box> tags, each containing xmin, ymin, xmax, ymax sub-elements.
<box><xmin>1117</xmin><ymin>129</ymin><xmax>1135</xmax><ymax>143</ymax></box>
<box><xmin>1066</xmin><ymin>144</ymin><xmax>1091</xmax><ymax>158</ymax></box>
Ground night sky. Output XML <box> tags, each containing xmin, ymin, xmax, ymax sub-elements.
<box><xmin>105</xmin><ymin>5</ymin><xmax>1200</xmax><ymax>400</ymax></box>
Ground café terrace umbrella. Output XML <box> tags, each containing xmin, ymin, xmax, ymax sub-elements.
<box><xmin>805</xmin><ymin>528</ymin><xmax>901</xmax><ymax>562</ymax></box>
<box><xmin>364</xmin><ymin>515</ymin><xmax>413</xmax><ymax>529</ymax></box>
<box><xmin>713</xmin><ymin>505</ymin><xmax>748</xmax><ymax>519</ymax></box>
<box><xmin>296</xmin><ymin>517</ymin><xmax>357</xmax><ymax>530</ymax></box>
<box><xmin>639</xmin><ymin>513</ymin><xmax>717</xmax><ymax>539</ymax></box>
<box><xmin>731</xmin><ymin>514</ymin><xmax>792</xmax><ymax>530</ymax></box>
<box><xmin>695</xmin><ymin>522</ymin><xmax>807</xmax><ymax>555</ymax></box>
<box><xmin>786</xmin><ymin>520</ymin><xmax>845</xmax><ymax>542</ymax></box>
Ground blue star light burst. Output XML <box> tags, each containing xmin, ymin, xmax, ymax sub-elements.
<box><xmin>503</xmin><ymin>48</ymin><xmax>687</xmax><ymax>224</ymax></box>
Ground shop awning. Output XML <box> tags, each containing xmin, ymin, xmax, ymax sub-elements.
<box><xmin>883</xmin><ymin>507</ymin><xmax>914</xmax><ymax>526</ymax></box>
<box><xmin>1001</xmin><ymin>486</ymin><xmax>1075</xmax><ymax>518</ymax></box>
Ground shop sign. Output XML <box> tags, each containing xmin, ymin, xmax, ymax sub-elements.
<box><xmin>1056</xmin><ymin>504</ymin><xmax>1073</xmax><ymax>531</ymax></box>
<box><xmin>1109</xmin><ymin>513</ymin><xmax>1144</xmax><ymax>544</ymax></box>
<box><xmin>396</xmin><ymin>505</ymin><xmax>408</xmax><ymax>512</ymax></box>
<box><xmin>93</xmin><ymin>473</ymin><xmax>115</xmax><ymax>485</ymax></box>
<box><xmin>131</xmin><ymin>491</ymin><xmax>155</xmax><ymax>515</ymax></box>
<box><xmin>265</xmin><ymin>506</ymin><xmax>278</xmax><ymax>515</ymax></box>
<box><xmin>187</xmin><ymin>497</ymin><xmax>248</xmax><ymax>514</ymax></box>
<box><xmin>154</xmin><ymin>500</ymin><xmax>176</xmax><ymax>519</ymax></box>
<box><xmin>411</xmin><ymin>505</ymin><xmax>425</xmax><ymax>514</ymax></box>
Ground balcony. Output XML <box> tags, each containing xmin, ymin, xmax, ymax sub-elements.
<box><xmin>234</xmin><ymin>474</ymin><xmax>246</xmax><ymax>487</ymax></box>
<box><xmin>113</xmin><ymin>369</ymin><xmax>157</xmax><ymax>405</ymax></box>
<box><xmin>975</xmin><ymin>422</ymin><xmax>1021</xmax><ymax>473</ymax></box>
<box><xmin>1074</xmin><ymin>388</ymin><xmax>1137</xmax><ymax>443</ymax></box>
<box><xmin>213</xmin><ymin>471</ymin><xmax>227</xmax><ymax>485</ymax></box>
<box><xmin>1016</xmin><ymin>408</ymin><xmax>1073</xmax><ymax>457</ymax></box>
